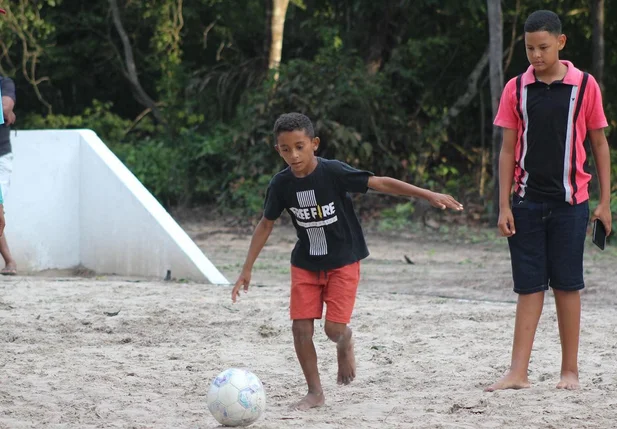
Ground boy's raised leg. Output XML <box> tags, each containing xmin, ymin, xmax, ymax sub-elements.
<box><xmin>486</xmin><ymin>291</ymin><xmax>545</xmax><ymax>391</ymax></box>
<box><xmin>553</xmin><ymin>289</ymin><xmax>581</xmax><ymax>390</ymax></box>
<box><xmin>324</xmin><ymin>321</ymin><xmax>356</xmax><ymax>385</ymax></box>
<box><xmin>291</xmin><ymin>319</ymin><xmax>325</xmax><ymax>410</ymax></box>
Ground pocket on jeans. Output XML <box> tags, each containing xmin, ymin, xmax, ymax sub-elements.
<box><xmin>512</xmin><ymin>205</ymin><xmax>543</xmax><ymax>234</ymax></box>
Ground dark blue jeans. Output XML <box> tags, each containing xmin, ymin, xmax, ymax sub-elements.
<box><xmin>507</xmin><ymin>194</ymin><xmax>589</xmax><ymax>294</ymax></box>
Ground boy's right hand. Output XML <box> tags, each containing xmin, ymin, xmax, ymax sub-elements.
<box><xmin>231</xmin><ymin>271</ymin><xmax>251</xmax><ymax>303</ymax></box>
<box><xmin>498</xmin><ymin>207</ymin><xmax>516</xmax><ymax>237</ymax></box>
<box><xmin>427</xmin><ymin>192</ymin><xmax>464</xmax><ymax>211</ymax></box>
<box><xmin>5</xmin><ymin>111</ymin><xmax>15</xmax><ymax>126</ymax></box>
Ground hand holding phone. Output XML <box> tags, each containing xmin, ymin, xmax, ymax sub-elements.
<box><xmin>592</xmin><ymin>219</ymin><xmax>607</xmax><ymax>250</ymax></box>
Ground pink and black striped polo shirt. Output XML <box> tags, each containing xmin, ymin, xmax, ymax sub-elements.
<box><xmin>494</xmin><ymin>60</ymin><xmax>608</xmax><ymax>204</ymax></box>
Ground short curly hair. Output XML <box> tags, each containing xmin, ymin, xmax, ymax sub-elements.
<box><xmin>524</xmin><ymin>10</ymin><xmax>562</xmax><ymax>35</ymax></box>
<box><xmin>273</xmin><ymin>112</ymin><xmax>315</xmax><ymax>139</ymax></box>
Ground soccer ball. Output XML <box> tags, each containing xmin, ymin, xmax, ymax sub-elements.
<box><xmin>207</xmin><ymin>368</ymin><xmax>266</xmax><ymax>427</ymax></box>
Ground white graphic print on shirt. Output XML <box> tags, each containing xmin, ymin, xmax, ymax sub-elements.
<box><xmin>290</xmin><ymin>190</ymin><xmax>338</xmax><ymax>256</ymax></box>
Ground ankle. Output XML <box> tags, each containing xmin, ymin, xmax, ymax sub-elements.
<box><xmin>505</xmin><ymin>368</ymin><xmax>529</xmax><ymax>379</ymax></box>
<box><xmin>336</xmin><ymin>333</ymin><xmax>353</xmax><ymax>349</ymax></box>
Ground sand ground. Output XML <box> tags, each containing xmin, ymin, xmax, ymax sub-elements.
<box><xmin>1</xmin><ymin>219</ymin><xmax>616</xmax><ymax>429</ymax></box>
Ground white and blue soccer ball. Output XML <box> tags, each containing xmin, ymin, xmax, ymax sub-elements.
<box><xmin>207</xmin><ymin>368</ymin><xmax>266</xmax><ymax>427</ymax></box>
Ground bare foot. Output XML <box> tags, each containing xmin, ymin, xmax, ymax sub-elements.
<box><xmin>1</xmin><ymin>263</ymin><xmax>17</xmax><ymax>276</ymax></box>
<box><xmin>291</xmin><ymin>392</ymin><xmax>325</xmax><ymax>411</ymax></box>
<box><xmin>337</xmin><ymin>338</ymin><xmax>356</xmax><ymax>385</ymax></box>
<box><xmin>556</xmin><ymin>371</ymin><xmax>579</xmax><ymax>390</ymax></box>
<box><xmin>484</xmin><ymin>371</ymin><xmax>531</xmax><ymax>392</ymax></box>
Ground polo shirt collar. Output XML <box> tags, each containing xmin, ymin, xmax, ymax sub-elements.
<box><xmin>521</xmin><ymin>60</ymin><xmax>582</xmax><ymax>86</ymax></box>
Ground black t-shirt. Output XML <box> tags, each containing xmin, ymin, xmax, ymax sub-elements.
<box><xmin>264</xmin><ymin>158</ymin><xmax>373</xmax><ymax>271</ymax></box>
<box><xmin>0</xmin><ymin>77</ymin><xmax>16</xmax><ymax>157</ymax></box>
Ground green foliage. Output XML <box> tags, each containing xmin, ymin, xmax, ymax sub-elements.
<box><xmin>226</xmin><ymin>174</ymin><xmax>273</xmax><ymax>215</ymax></box>
<box><xmin>225</xmin><ymin>47</ymin><xmax>412</xmax><ymax>174</ymax></box>
<box><xmin>188</xmin><ymin>46</ymin><xmax>426</xmax><ymax>214</ymax></box>
<box><xmin>22</xmin><ymin>101</ymin><xmax>133</xmax><ymax>143</ymax></box>
<box><xmin>113</xmin><ymin>139</ymin><xmax>186</xmax><ymax>206</ymax></box>
<box><xmin>379</xmin><ymin>201</ymin><xmax>416</xmax><ymax>231</ymax></box>
<box><xmin>588</xmin><ymin>148</ymin><xmax>617</xmax><ymax>217</ymax></box>
<box><xmin>5</xmin><ymin>0</ymin><xmax>617</xmax><ymax>224</ymax></box>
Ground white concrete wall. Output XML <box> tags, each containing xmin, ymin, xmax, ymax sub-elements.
<box><xmin>7</xmin><ymin>130</ymin><xmax>81</xmax><ymax>271</ymax></box>
<box><xmin>78</xmin><ymin>130</ymin><xmax>229</xmax><ymax>284</ymax></box>
<box><xmin>5</xmin><ymin>129</ymin><xmax>229</xmax><ymax>284</ymax></box>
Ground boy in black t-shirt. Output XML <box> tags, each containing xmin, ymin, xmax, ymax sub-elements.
<box><xmin>231</xmin><ymin>112</ymin><xmax>463</xmax><ymax>410</ymax></box>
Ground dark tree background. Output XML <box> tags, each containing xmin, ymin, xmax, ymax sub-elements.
<box><xmin>0</xmin><ymin>0</ymin><xmax>613</xmax><ymax>221</ymax></box>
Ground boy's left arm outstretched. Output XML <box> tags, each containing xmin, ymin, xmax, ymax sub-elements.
<box><xmin>367</xmin><ymin>176</ymin><xmax>464</xmax><ymax>211</ymax></box>
<box><xmin>589</xmin><ymin>129</ymin><xmax>612</xmax><ymax>235</ymax></box>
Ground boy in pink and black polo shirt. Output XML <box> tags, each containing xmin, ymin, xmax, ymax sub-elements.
<box><xmin>487</xmin><ymin>10</ymin><xmax>612</xmax><ymax>392</ymax></box>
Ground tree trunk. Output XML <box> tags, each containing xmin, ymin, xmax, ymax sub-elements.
<box><xmin>365</xmin><ymin>1</ymin><xmax>406</xmax><ymax>75</ymax></box>
<box><xmin>479</xmin><ymin>88</ymin><xmax>487</xmax><ymax>197</ymax></box>
<box><xmin>263</xmin><ymin>0</ymin><xmax>273</xmax><ymax>71</ymax></box>
<box><xmin>108</xmin><ymin>0</ymin><xmax>166</xmax><ymax>126</ymax></box>
<box><xmin>268</xmin><ymin>0</ymin><xmax>290</xmax><ymax>80</ymax></box>
<box><xmin>591</xmin><ymin>0</ymin><xmax>605</xmax><ymax>90</ymax></box>
<box><xmin>365</xmin><ymin>3</ymin><xmax>393</xmax><ymax>75</ymax></box>
<box><xmin>439</xmin><ymin>38</ymin><xmax>521</xmax><ymax>131</ymax></box>
<box><xmin>440</xmin><ymin>48</ymin><xmax>489</xmax><ymax>130</ymax></box>
<box><xmin>487</xmin><ymin>0</ymin><xmax>503</xmax><ymax>224</ymax></box>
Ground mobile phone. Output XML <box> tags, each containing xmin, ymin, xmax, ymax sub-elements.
<box><xmin>592</xmin><ymin>219</ymin><xmax>607</xmax><ymax>250</ymax></box>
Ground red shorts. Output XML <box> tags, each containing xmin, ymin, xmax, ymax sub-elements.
<box><xmin>290</xmin><ymin>262</ymin><xmax>360</xmax><ymax>324</ymax></box>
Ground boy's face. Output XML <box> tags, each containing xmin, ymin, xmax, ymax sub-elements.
<box><xmin>275</xmin><ymin>130</ymin><xmax>319</xmax><ymax>176</ymax></box>
<box><xmin>525</xmin><ymin>31</ymin><xmax>566</xmax><ymax>73</ymax></box>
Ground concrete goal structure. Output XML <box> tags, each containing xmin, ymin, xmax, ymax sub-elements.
<box><xmin>5</xmin><ymin>129</ymin><xmax>229</xmax><ymax>284</ymax></box>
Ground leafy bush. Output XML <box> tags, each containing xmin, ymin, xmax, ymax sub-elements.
<box><xmin>22</xmin><ymin>100</ymin><xmax>133</xmax><ymax>144</ymax></box>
